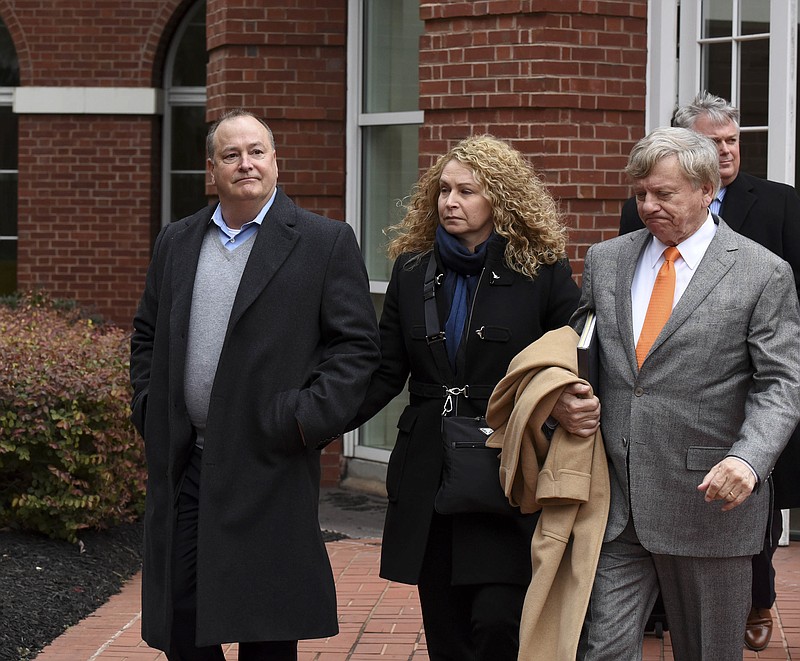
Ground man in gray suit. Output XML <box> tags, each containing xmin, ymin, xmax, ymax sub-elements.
<box><xmin>130</xmin><ymin>110</ymin><xmax>380</xmax><ymax>659</ymax></box>
<box><xmin>553</xmin><ymin>127</ymin><xmax>800</xmax><ymax>660</ymax></box>
<box><xmin>620</xmin><ymin>91</ymin><xmax>800</xmax><ymax>652</ymax></box>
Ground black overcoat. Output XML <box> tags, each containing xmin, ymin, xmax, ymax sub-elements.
<box><xmin>129</xmin><ymin>189</ymin><xmax>380</xmax><ymax>650</ymax></box>
<box><xmin>620</xmin><ymin>171</ymin><xmax>800</xmax><ymax>508</ymax></box>
<box><xmin>352</xmin><ymin>239</ymin><xmax>580</xmax><ymax>585</ymax></box>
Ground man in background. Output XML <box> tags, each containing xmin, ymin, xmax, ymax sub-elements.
<box><xmin>619</xmin><ymin>91</ymin><xmax>800</xmax><ymax>651</ymax></box>
<box><xmin>130</xmin><ymin>109</ymin><xmax>380</xmax><ymax>660</ymax></box>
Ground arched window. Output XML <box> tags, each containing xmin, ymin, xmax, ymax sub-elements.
<box><xmin>162</xmin><ymin>0</ymin><xmax>208</xmax><ymax>225</ymax></box>
<box><xmin>0</xmin><ymin>19</ymin><xmax>19</xmax><ymax>294</ymax></box>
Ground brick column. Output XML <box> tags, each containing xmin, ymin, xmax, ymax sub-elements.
<box><xmin>418</xmin><ymin>0</ymin><xmax>649</xmax><ymax>276</ymax></box>
<box><xmin>206</xmin><ymin>0</ymin><xmax>348</xmax><ymax>220</ymax></box>
<box><xmin>205</xmin><ymin>0</ymin><xmax>349</xmax><ymax>485</ymax></box>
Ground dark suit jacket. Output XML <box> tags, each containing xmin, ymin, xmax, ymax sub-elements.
<box><xmin>130</xmin><ymin>188</ymin><xmax>380</xmax><ymax>650</ymax></box>
<box><xmin>576</xmin><ymin>220</ymin><xmax>800</xmax><ymax>555</ymax></box>
<box><xmin>350</xmin><ymin>238</ymin><xmax>580</xmax><ymax>585</ymax></box>
<box><xmin>619</xmin><ymin>172</ymin><xmax>800</xmax><ymax>508</ymax></box>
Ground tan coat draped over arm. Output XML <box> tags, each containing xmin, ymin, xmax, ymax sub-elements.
<box><xmin>486</xmin><ymin>326</ymin><xmax>610</xmax><ymax>661</ymax></box>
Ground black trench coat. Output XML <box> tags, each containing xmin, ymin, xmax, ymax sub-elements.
<box><xmin>130</xmin><ymin>189</ymin><xmax>380</xmax><ymax>650</ymax></box>
<box><xmin>351</xmin><ymin>239</ymin><xmax>580</xmax><ymax>586</ymax></box>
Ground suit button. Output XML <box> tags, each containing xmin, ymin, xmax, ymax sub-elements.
<box><xmin>634</xmin><ymin>387</ymin><xmax>644</xmax><ymax>397</ymax></box>
<box><xmin>622</xmin><ymin>438</ymin><xmax>628</xmax><ymax>447</ymax></box>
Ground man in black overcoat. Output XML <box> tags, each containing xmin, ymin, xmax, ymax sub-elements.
<box><xmin>130</xmin><ymin>110</ymin><xmax>380</xmax><ymax>659</ymax></box>
<box><xmin>619</xmin><ymin>91</ymin><xmax>800</xmax><ymax>652</ymax></box>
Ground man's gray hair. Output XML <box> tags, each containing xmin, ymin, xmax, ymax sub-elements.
<box><xmin>206</xmin><ymin>109</ymin><xmax>276</xmax><ymax>159</ymax></box>
<box><xmin>672</xmin><ymin>90</ymin><xmax>740</xmax><ymax>130</ymax></box>
<box><xmin>626</xmin><ymin>126</ymin><xmax>721</xmax><ymax>196</ymax></box>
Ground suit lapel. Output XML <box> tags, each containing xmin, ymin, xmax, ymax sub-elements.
<box><xmin>616</xmin><ymin>230</ymin><xmax>650</xmax><ymax>374</ymax></box>
<box><xmin>169</xmin><ymin>207</ymin><xmax>213</xmax><ymax>344</ymax></box>
<box><xmin>647</xmin><ymin>218</ymin><xmax>737</xmax><ymax>357</ymax></box>
<box><xmin>719</xmin><ymin>173</ymin><xmax>755</xmax><ymax>233</ymax></box>
<box><xmin>167</xmin><ymin>206</ymin><xmax>214</xmax><ymax>393</ymax></box>
<box><xmin>225</xmin><ymin>189</ymin><xmax>300</xmax><ymax>334</ymax></box>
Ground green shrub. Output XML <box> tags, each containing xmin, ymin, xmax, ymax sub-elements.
<box><xmin>0</xmin><ymin>293</ymin><xmax>144</xmax><ymax>542</ymax></box>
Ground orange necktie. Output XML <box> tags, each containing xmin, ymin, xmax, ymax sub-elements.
<box><xmin>636</xmin><ymin>246</ymin><xmax>681</xmax><ymax>368</ymax></box>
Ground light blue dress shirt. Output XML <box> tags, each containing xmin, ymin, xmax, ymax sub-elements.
<box><xmin>211</xmin><ymin>188</ymin><xmax>277</xmax><ymax>251</ymax></box>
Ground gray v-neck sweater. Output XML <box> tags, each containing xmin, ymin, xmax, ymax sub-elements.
<box><xmin>184</xmin><ymin>227</ymin><xmax>256</xmax><ymax>448</ymax></box>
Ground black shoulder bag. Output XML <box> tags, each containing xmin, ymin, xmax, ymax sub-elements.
<box><xmin>424</xmin><ymin>255</ymin><xmax>516</xmax><ymax>516</ymax></box>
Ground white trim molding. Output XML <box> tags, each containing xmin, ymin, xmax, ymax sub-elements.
<box><xmin>13</xmin><ymin>87</ymin><xmax>164</xmax><ymax>115</ymax></box>
<box><xmin>767</xmin><ymin>0</ymin><xmax>797</xmax><ymax>184</ymax></box>
<box><xmin>646</xmin><ymin>0</ymin><xmax>680</xmax><ymax>131</ymax></box>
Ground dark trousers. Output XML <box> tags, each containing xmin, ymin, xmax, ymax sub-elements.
<box><xmin>416</xmin><ymin>514</ymin><xmax>526</xmax><ymax>661</ymax></box>
<box><xmin>751</xmin><ymin>508</ymin><xmax>784</xmax><ymax>609</ymax></box>
<box><xmin>169</xmin><ymin>446</ymin><xmax>298</xmax><ymax>661</ymax></box>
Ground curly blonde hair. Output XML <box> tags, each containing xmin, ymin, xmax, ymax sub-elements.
<box><xmin>387</xmin><ymin>134</ymin><xmax>568</xmax><ymax>278</ymax></box>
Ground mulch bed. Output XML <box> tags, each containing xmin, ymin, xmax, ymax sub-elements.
<box><xmin>0</xmin><ymin>521</ymin><xmax>144</xmax><ymax>661</ymax></box>
<box><xmin>0</xmin><ymin>522</ymin><xmax>346</xmax><ymax>661</ymax></box>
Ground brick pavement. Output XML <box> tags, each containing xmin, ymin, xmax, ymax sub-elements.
<box><xmin>34</xmin><ymin>540</ymin><xmax>800</xmax><ymax>660</ymax></box>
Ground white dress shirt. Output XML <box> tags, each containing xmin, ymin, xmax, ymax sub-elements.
<box><xmin>631</xmin><ymin>212</ymin><xmax>717</xmax><ymax>345</ymax></box>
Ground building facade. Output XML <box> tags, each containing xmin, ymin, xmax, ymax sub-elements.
<box><xmin>0</xmin><ymin>0</ymin><xmax>796</xmax><ymax>487</ymax></box>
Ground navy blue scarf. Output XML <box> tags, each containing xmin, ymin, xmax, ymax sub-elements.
<box><xmin>435</xmin><ymin>225</ymin><xmax>492</xmax><ymax>369</ymax></box>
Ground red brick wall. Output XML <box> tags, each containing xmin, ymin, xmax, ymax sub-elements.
<box><xmin>206</xmin><ymin>0</ymin><xmax>348</xmax><ymax>222</ymax></box>
<box><xmin>2</xmin><ymin>0</ymin><xmax>191</xmax><ymax>324</ymax></box>
<box><xmin>205</xmin><ymin>0</ymin><xmax>348</xmax><ymax>485</ymax></box>
<box><xmin>418</xmin><ymin>0</ymin><xmax>648</xmax><ymax>276</ymax></box>
<box><xmin>0</xmin><ymin>0</ymin><xmax>186</xmax><ymax>87</ymax></box>
<box><xmin>2</xmin><ymin>0</ymin><xmax>652</xmax><ymax>487</ymax></box>
<box><xmin>16</xmin><ymin>116</ymin><xmax>157</xmax><ymax>319</ymax></box>
<box><xmin>3</xmin><ymin>0</ymin><xmax>649</xmax><ymax>321</ymax></box>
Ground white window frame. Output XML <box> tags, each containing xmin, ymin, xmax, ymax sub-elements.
<box><xmin>766</xmin><ymin>0</ymin><xmax>797</xmax><ymax>183</ymax></box>
<box><xmin>344</xmin><ymin>0</ymin><xmax>423</xmax><ymax>462</ymax></box>
<box><xmin>648</xmin><ymin>0</ymin><xmax>797</xmax><ymax>184</ymax></box>
<box><xmin>161</xmin><ymin>1</ymin><xmax>207</xmax><ymax>227</ymax></box>
<box><xmin>0</xmin><ymin>87</ymin><xmax>16</xmax><ymax>251</ymax></box>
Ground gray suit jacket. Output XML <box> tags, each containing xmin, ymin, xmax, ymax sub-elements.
<box><xmin>573</xmin><ymin>218</ymin><xmax>800</xmax><ymax>557</ymax></box>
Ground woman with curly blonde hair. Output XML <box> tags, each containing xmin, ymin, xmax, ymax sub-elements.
<box><xmin>349</xmin><ymin>135</ymin><xmax>580</xmax><ymax>661</ymax></box>
<box><xmin>388</xmin><ymin>134</ymin><xmax>568</xmax><ymax>277</ymax></box>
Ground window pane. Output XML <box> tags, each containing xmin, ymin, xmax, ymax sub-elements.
<box><xmin>359</xmin><ymin>293</ymin><xmax>409</xmax><ymax>451</ymax></box>
<box><xmin>0</xmin><ymin>239</ymin><xmax>16</xmax><ymax>294</ymax></box>
<box><xmin>171</xmin><ymin>173</ymin><xmax>207</xmax><ymax>222</ymax></box>
<box><xmin>357</xmin><ymin>0</ymin><xmax>422</xmax><ymax>457</ymax></box>
<box><xmin>362</xmin><ymin>124</ymin><xmax>420</xmax><ymax>282</ymax></box>
<box><xmin>363</xmin><ymin>0</ymin><xmax>423</xmax><ymax>113</ymax></box>
<box><xmin>739</xmin><ymin>39</ymin><xmax>769</xmax><ymax>126</ymax></box>
<box><xmin>0</xmin><ymin>20</ymin><xmax>19</xmax><ymax>86</ymax></box>
<box><xmin>0</xmin><ymin>106</ymin><xmax>17</xmax><ymax>169</ymax></box>
<box><xmin>166</xmin><ymin>0</ymin><xmax>208</xmax><ymax>225</ymax></box>
<box><xmin>171</xmin><ymin>106</ymin><xmax>207</xmax><ymax>170</ymax></box>
<box><xmin>0</xmin><ymin>173</ymin><xmax>17</xmax><ymax>236</ymax></box>
<box><xmin>171</xmin><ymin>1</ymin><xmax>207</xmax><ymax>87</ymax></box>
<box><xmin>360</xmin><ymin>382</ymin><xmax>408</xmax><ymax>450</ymax></box>
<box><xmin>702</xmin><ymin>42</ymin><xmax>732</xmax><ymax>102</ymax></box>
<box><xmin>739</xmin><ymin>131</ymin><xmax>767</xmax><ymax>180</ymax></box>
<box><xmin>741</xmin><ymin>0</ymin><xmax>769</xmax><ymax>36</ymax></box>
<box><xmin>702</xmin><ymin>0</ymin><xmax>732</xmax><ymax>38</ymax></box>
